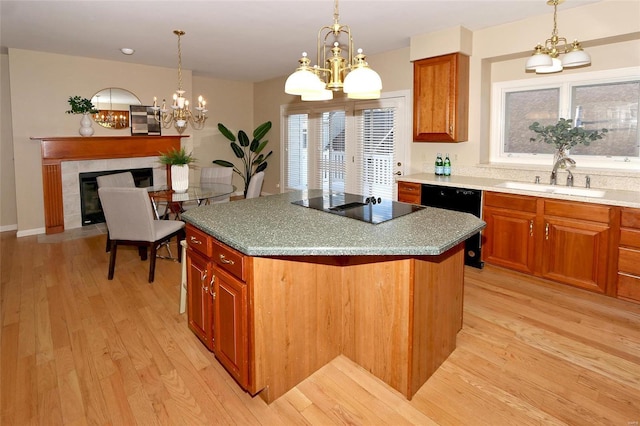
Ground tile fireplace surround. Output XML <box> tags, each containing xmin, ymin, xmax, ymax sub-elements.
<box><xmin>33</xmin><ymin>136</ymin><xmax>183</xmax><ymax>234</ymax></box>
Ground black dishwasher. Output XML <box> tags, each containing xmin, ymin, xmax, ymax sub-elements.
<box><xmin>421</xmin><ymin>184</ymin><xmax>484</xmax><ymax>269</ymax></box>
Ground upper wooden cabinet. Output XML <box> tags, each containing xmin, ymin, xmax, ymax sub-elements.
<box><xmin>412</xmin><ymin>53</ymin><xmax>469</xmax><ymax>142</ymax></box>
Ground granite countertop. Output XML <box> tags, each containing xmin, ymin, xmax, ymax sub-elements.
<box><xmin>399</xmin><ymin>173</ymin><xmax>640</xmax><ymax>208</ymax></box>
<box><xmin>182</xmin><ymin>190</ymin><xmax>485</xmax><ymax>257</ymax></box>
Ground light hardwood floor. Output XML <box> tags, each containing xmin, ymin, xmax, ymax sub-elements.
<box><xmin>1</xmin><ymin>230</ymin><xmax>639</xmax><ymax>425</ymax></box>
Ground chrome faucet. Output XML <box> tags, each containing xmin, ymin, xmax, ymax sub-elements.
<box><xmin>550</xmin><ymin>156</ymin><xmax>576</xmax><ymax>185</ymax></box>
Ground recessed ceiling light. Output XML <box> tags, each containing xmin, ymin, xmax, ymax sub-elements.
<box><xmin>120</xmin><ymin>48</ymin><xmax>135</xmax><ymax>55</ymax></box>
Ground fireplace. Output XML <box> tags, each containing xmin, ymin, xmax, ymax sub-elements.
<box><xmin>79</xmin><ymin>168</ymin><xmax>154</xmax><ymax>225</ymax></box>
<box><xmin>33</xmin><ymin>135</ymin><xmax>183</xmax><ymax>234</ymax></box>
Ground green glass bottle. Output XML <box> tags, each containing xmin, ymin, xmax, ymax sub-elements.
<box><xmin>443</xmin><ymin>153</ymin><xmax>451</xmax><ymax>176</ymax></box>
<box><xmin>435</xmin><ymin>153</ymin><xmax>443</xmax><ymax>176</ymax></box>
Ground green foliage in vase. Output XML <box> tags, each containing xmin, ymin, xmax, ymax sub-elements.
<box><xmin>212</xmin><ymin>121</ymin><xmax>272</xmax><ymax>195</ymax></box>
<box><xmin>158</xmin><ymin>147</ymin><xmax>196</xmax><ymax>166</ymax></box>
<box><xmin>65</xmin><ymin>96</ymin><xmax>98</xmax><ymax>115</ymax></box>
<box><xmin>529</xmin><ymin>118</ymin><xmax>608</xmax><ymax>151</ymax></box>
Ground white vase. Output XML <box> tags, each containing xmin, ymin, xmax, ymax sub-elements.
<box><xmin>79</xmin><ymin>113</ymin><xmax>94</xmax><ymax>137</ymax></box>
<box><xmin>171</xmin><ymin>164</ymin><xmax>189</xmax><ymax>193</ymax></box>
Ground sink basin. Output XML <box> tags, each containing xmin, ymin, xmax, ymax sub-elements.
<box><xmin>495</xmin><ymin>181</ymin><xmax>606</xmax><ymax>198</ymax></box>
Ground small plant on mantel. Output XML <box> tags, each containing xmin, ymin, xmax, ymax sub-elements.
<box><xmin>65</xmin><ymin>96</ymin><xmax>98</xmax><ymax>115</ymax></box>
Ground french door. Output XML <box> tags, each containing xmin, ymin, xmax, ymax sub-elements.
<box><xmin>282</xmin><ymin>93</ymin><xmax>408</xmax><ymax>201</ymax></box>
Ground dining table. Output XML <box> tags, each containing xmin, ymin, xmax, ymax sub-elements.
<box><xmin>147</xmin><ymin>183</ymin><xmax>236</xmax><ymax>220</ymax></box>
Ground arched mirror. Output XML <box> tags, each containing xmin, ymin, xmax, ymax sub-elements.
<box><xmin>90</xmin><ymin>88</ymin><xmax>141</xmax><ymax>129</ymax></box>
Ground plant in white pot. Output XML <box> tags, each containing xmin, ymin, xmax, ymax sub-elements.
<box><xmin>66</xmin><ymin>96</ymin><xmax>99</xmax><ymax>137</ymax></box>
<box><xmin>159</xmin><ymin>147</ymin><xmax>196</xmax><ymax>193</ymax></box>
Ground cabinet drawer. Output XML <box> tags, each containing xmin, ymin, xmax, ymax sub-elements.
<box><xmin>621</xmin><ymin>208</ymin><xmax>640</xmax><ymax>229</ymax></box>
<box><xmin>398</xmin><ymin>181</ymin><xmax>421</xmax><ymax>204</ymax></box>
<box><xmin>484</xmin><ymin>192</ymin><xmax>536</xmax><ymax>212</ymax></box>
<box><xmin>186</xmin><ymin>225</ymin><xmax>214</xmax><ymax>258</ymax></box>
<box><xmin>617</xmin><ymin>273</ymin><xmax>640</xmax><ymax>302</ymax></box>
<box><xmin>213</xmin><ymin>240</ymin><xmax>246</xmax><ymax>281</ymax></box>
<box><xmin>544</xmin><ymin>199</ymin><xmax>611</xmax><ymax>224</ymax></box>
<box><xmin>618</xmin><ymin>247</ymin><xmax>640</xmax><ymax>276</ymax></box>
<box><xmin>620</xmin><ymin>228</ymin><xmax>640</xmax><ymax>249</ymax></box>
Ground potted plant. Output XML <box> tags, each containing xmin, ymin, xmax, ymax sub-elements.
<box><xmin>66</xmin><ymin>95</ymin><xmax>99</xmax><ymax>137</ymax></box>
<box><xmin>158</xmin><ymin>147</ymin><xmax>196</xmax><ymax>193</ymax></box>
<box><xmin>212</xmin><ymin>121</ymin><xmax>272</xmax><ymax>196</ymax></box>
<box><xmin>529</xmin><ymin>118</ymin><xmax>608</xmax><ymax>165</ymax></box>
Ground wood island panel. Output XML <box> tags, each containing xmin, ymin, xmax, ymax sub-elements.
<box><xmin>248</xmin><ymin>244</ymin><xmax>465</xmax><ymax>403</ymax></box>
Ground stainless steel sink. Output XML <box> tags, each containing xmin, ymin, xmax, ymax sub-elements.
<box><xmin>495</xmin><ymin>181</ymin><xmax>606</xmax><ymax>198</ymax></box>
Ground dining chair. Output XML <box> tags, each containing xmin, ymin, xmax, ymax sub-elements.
<box><xmin>96</xmin><ymin>171</ymin><xmax>135</xmax><ymax>252</ymax></box>
<box><xmin>98</xmin><ymin>187</ymin><xmax>185</xmax><ymax>283</ymax></box>
<box><xmin>245</xmin><ymin>171</ymin><xmax>265</xmax><ymax>199</ymax></box>
<box><xmin>200</xmin><ymin>166</ymin><xmax>233</xmax><ymax>203</ymax></box>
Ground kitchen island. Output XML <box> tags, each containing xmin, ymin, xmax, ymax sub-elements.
<box><xmin>182</xmin><ymin>190</ymin><xmax>485</xmax><ymax>403</ymax></box>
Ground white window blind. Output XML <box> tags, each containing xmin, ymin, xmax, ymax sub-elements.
<box><xmin>355</xmin><ymin>105</ymin><xmax>397</xmax><ymax>200</ymax></box>
<box><xmin>284</xmin><ymin>113</ymin><xmax>308</xmax><ymax>190</ymax></box>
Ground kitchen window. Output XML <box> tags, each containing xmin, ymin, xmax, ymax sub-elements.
<box><xmin>282</xmin><ymin>92</ymin><xmax>409</xmax><ymax>200</ymax></box>
<box><xmin>491</xmin><ymin>67</ymin><xmax>640</xmax><ymax>169</ymax></box>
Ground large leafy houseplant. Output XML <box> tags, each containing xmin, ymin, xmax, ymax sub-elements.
<box><xmin>65</xmin><ymin>96</ymin><xmax>98</xmax><ymax>115</ymax></box>
<box><xmin>213</xmin><ymin>121</ymin><xmax>272</xmax><ymax>196</ymax></box>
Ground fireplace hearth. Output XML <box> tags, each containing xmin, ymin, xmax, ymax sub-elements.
<box><xmin>80</xmin><ymin>168</ymin><xmax>154</xmax><ymax>226</ymax></box>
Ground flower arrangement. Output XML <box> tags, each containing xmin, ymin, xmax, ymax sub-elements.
<box><xmin>529</xmin><ymin>118</ymin><xmax>608</xmax><ymax>151</ymax></box>
<box><xmin>65</xmin><ymin>96</ymin><xmax>98</xmax><ymax>115</ymax></box>
<box><xmin>158</xmin><ymin>147</ymin><xmax>196</xmax><ymax>166</ymax></box>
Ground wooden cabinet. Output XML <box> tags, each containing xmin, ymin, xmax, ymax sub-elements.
<box><xmin>541</xmin><ymin>200</ymin><xmax>615</xmax><ymax>294</ymax></box>
<box><xmin>413</xmin><ymin>53</ymin><xmax>469</xmax><ymax>142</ymax></box>
<box><xmin>618</xmin><ymin>208</ymin><xmax>640</xmax><ymax>302</ymax></box>
<box><xmin>186</xmin><ymin>224</ymin><xmax>250</xmax><ymax>389</ymax></box>
<box><xmin>483</xmin><ymin>192</ymin><xmax>537</xmax><ymax>274</ymax></box>
<box><xmin>186</xmin><ymin>228</ymin><xmax>214</xmax><ymax>350</ymax></box>
<box><xmin>212</xmin><ymin>266</ymin><xmax>249</xmax><ymax>388</ymax></box>
<box><xmin>397</xmin><ymin>181</ymin><xmax>422</xmax><ymax>204</ymax></box>
<box><xmin>483</xmin><ymin>192</ymin><xmax>617</xmax><ymax>294</ymax></box>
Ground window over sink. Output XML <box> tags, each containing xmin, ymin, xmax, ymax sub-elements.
<box><xmin>491</xmin><ymin>67</ymin><xmax>640</xmax><ymax>170</ymax></box>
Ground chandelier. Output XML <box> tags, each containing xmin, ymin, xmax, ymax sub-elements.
<box><xmin>93</xmin><ymin>90</ymin><xmax>129</xmax><ymax>129</ymax></box>
<box><xmin>152</xmin><ymin>30</ymin><xmax>207</xmax><ymax>133</ymax></box>
<box><xmin>284</xmin><ymin>0</ymin><xmax>382</xmax><ymax>101</ymax></box>
<box><xmin>525</xmin><ymin>0</ymin><xmax>591</xmax><ymax>74</ymax></box>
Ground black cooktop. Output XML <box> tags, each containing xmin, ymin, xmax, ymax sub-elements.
<box><xmin>292</xmin><ymin>193</ymin><xmax>424</xmax><ymax>224</ymax></box>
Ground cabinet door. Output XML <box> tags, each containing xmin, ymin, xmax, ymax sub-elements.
<box><xmin>541</xmin><ymin>217</ymin><xmax>610</xmax><ymax>293</ymax></box>
<box><xmin>213</xmin><ymin>266</ymin><xmax>249</xmax><ymax>389</ymax></box>
<box><xmin>413</xmin><ymin>53</ymin><xmax>469</xmax><ymax>142</ymax></box>
<box><xmin>483</xmin><ymin>206</ymin><xmax>536</xmax><ymax>274</ymax></box>
<box><xmin>186</xmin><ymin>249</ymin><xmax>214</xmax><ymax>350</ymax></box>
<box><xmin>397</xmin><ymin>181</ymin><xmax>421</xmax><ymax>204</ymax></box>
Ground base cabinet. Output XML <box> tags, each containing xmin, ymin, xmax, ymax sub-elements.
<box><xmin>618</xmin><ymin>208</ymin><xmax>640</xmax><ymax>302</ymax></box>
<box><xmin>397</xmin><ymin>181</ymin><xmax>422</xmax><ymax>204</ymax></box>
<box><xmin>212</xmin><ymin>266</ymin><xmax>249</xmax><ymax>388</ymax></box>
<box><xmin>186</xmin><ymin>224</ymin><xmax>250</xmax><ymax>389</ymax></box>
<box><xmin>186</xmin><ymin>242</ymin><xmax>214</xmax><ymax>350</ymax></box>
<box><xmin>483</xmin><ymin>192</ymin><xmax>617</xmax><ymax>295</ymax></box>
<box><xmin>483</xmin><ymin>193</ymin><xmax>537</xmax><ymax>274</ymax></box>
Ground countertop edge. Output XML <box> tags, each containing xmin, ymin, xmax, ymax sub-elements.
<box><xmin>399</xmin><ymin>174</ymin><xmax>640</xmax><ymax>208</ymax></box>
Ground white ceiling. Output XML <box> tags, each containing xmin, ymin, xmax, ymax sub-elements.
<box><xmin>0</xmin><ymin>0</ymin><xmax>601</xmax><ymax>83</ymax></box>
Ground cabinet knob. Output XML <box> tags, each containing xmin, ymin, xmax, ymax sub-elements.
<box><xmin>219</xmin><ymin>254</ymin><xmax>235</xmax><ymax>265</ymax></box>
<box><xmin>189</xmin><ymin>236</ymin><xmax>202</xmax><ymax>244</ymax></box>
